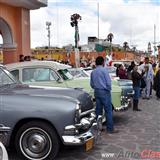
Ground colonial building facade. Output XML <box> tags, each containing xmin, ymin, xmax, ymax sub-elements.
<box><xmin>0</xmin><ymin>0</ymin><xmax>47</xmax><ymax>64</ymax></box>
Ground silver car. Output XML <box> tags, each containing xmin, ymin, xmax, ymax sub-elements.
<box><xmin>0</xmin><ymin>66</ymin><xmax>98</xmax><ymax>160</ymax></box>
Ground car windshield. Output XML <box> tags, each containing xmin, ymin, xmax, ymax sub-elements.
<box><xmin>0</xmin><ymin>68</ymin><xmax>17</xmax><ymax>86</ymax></box>
<box><xmin>68</xmin><ymin>68</ymin><xmax>89</xmax><ymax>78</ymax></box>
<box><xmin>58</xmin><ymin>69</ymin><xmax>73</xmax><ymax>80</ymax></box>
<box><xmin>107</xmin><ymin>67</ymin><xmax>116</xmax><ymax>73</ymax></box>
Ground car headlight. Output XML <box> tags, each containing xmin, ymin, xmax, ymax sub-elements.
<box><xmin>75</xmin><ymin>103</ymin><xmax>81</xmax><ymax>123</ymax></box>
<box><xmin>80</xmin><ymin>118</ymin><xmax>90</xmax><ymax>130</ymax></box>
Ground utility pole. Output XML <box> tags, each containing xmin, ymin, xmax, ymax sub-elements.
<box><xmin>97</xmin><ymin>2</ymin><xmax>99</xmax><ymax>41</ymax></box>
<box><xmin>46</xmin><ymin>21</ymin><xmax>51</xmax><ymax>48</ymax></box>
<box><xmin>148</xmin><ymin>42</ymin><xmax>152</xmax><ymax>56</ymax></box>
<box><xmin>46</xmin><ymin>21</ymin><xmax>51</xmax><ymax>60</ymax></box>
<box><xmin>153</xmin><ymin>24</ymin><xmax>156</xmax><ymax>58</ymax></box>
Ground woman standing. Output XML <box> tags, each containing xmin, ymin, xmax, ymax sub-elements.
<box><xmin>118</xmin><ymin>64</ymin><xmax>127</xmax><ymax>79</ymax></box>
<box><xmin>155</xmin><ymin>64</ymin><xmax>160</xmax><ymax>100</ymax></box>
<box><xmin>132</xmin><ymin>65</ymin><xmax>144</xmax><ymax>111</ymax></box>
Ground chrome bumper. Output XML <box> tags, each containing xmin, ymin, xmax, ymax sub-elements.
<box><xmin>114</xmin><ymin>97</ymin><xmax>131</xmax><ymax>111</ymax></box>
<box><xmin>62</xmin><ymin>109</ymin><xmax>99</xmax><ymax>145</ymax></box>
<box><xmin>62</xmin><ymin>122</ymin><xmax>98</xmax><ymax>145</ymax></box>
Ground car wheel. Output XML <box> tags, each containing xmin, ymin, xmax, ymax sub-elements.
<box><xmin>15</xmin><ymin>121</ymin><xmax>60</xmax><ymax>160</ymax></box>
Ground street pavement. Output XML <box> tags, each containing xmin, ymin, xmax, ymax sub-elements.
<box><xmin>9</xmin><ymin>92</ymin><xmax>160</xmax><ymax>160</ymax></box>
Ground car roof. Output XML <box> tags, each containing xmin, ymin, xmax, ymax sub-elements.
<box><xmin>5</xmin><ymin>61</ymin><xmax>72</xmax><ymax>70</ymax></box>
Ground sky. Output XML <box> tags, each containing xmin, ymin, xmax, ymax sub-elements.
<box><xmin>1</xmin><ymin>0</ymin><xmax>160</xmax><ymax>53</ymax></box>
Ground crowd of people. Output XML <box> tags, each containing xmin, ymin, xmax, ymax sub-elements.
<box><xmin>90</xmin><ymin>56</ymin><xmax>159</xmax><ymax>134</ymax></box>
<box><xmin>116</xmin><ymin>57</ymin><xmax>160</xmax><ymax>111</ymax></box>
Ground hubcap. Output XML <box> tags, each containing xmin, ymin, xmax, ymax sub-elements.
<box><xmin>29</xmin><ymin>134</ymin><xmax>46</xmax><ymax>153</ymax></box>
<box><xmin>20</xmin><ymin>127</ymin><xmax>52</xmax><ymax>160</ymax></box>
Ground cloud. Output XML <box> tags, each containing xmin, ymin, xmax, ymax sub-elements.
<box><xmin>30</xmin><ymin>0</ymin><xmax>160</xmax><ymax>51</ymax></box>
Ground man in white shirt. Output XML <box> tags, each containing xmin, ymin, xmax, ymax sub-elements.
<box><xmin>139</xmin><ymin>57</ymin><xmax>153</xmax><ymax>99</ymax></box>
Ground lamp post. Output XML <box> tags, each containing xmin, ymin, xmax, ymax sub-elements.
<box><xmin>46</xmin><ymin>21</ymin><xmax>51</xmax><ymax>60</ymax></box>
<box><xmin>70</xmin><ymin>13</ymin><xmax>81</xmax><ymax>48</ymax></box>
<box><xmin>123</xmin><ymin>41</ymin><xmax>129</xmax><ymax>60</ymax></box>
<box><xmin>70</xmin><ymin>13</ymin><xmax>81</xmax><ymax>67</ymax></box>
<box><xmin>148</xmin><ymin>42</ymin><xmax>152</xmax><ymax>57</ymax></box>
<box><xmin>46</xmin><ymin>21</ymin><xmax>51</xmax><ymax>49</ymax></box>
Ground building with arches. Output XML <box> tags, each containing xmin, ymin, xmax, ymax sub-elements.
<box><xmin>0</xmin><ymin>0</ymin><xmax>47</xmax><ymax>64</ymax></box>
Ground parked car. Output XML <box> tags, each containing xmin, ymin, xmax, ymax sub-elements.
<box><xmin>6</xmin><ymin>61</ymin><xmax>130</xmax><ymax>111</ymax></box>
<box><xmin>0</xmin><ymin>66</ymin><xmax>98</xmax><ymax>160</ymax></box>
<box><xmin>69</xmin><ymin>67</ymin><xmax>134</xmax><ymax>99</ymax></box>
<box><xmin>0</xmin><ymin>124</ymin><xmax>10</xmax><ymax>160</ymax></box>
<box><xmin>68</xmin><ymin>67</ymin><xmax>90</xmax><ymax>78</ymax></box>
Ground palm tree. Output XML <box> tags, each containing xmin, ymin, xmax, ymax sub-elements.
<box><xmin>107</xmin><ymin>33</ymin><xmax>114</xmax><ymax>53</ymax></box>
<box><xmin>123</xmin><ymin>41</ymin><xmax>129</xmax><ymax>59</ymax></box>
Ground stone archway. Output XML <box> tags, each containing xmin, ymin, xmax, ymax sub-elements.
<box><xmin>0</xmin><ymin>33</ymin><xmax>3</xmax><ymax>63</ymax></box>
<box><xmin>0</xmin><ymin>17</ymin><xmax>17</xmax><ymax>64</ymax></box>
<box><xmin>0</xmin><ymin>1</ymin><xmax>47</xmax><ymax>64</ymax></box>
<box><xmin>0</xmin><ymin>17</ymin><xmax>16</xmax><ymax>49</ymax></box>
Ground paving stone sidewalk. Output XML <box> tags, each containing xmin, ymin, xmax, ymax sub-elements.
<box><xmin>56</xmin><ymin>94</ymin><xmax>160</xmax><ymax>160</ymax></box>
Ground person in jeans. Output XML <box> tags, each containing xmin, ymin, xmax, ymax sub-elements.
<box><xmin>90</xmin><ymin>56</ymin><xmax>118</xmax><ymax>134</ymax></box>
<box><xmin>155</xmin><ymin>63</ymin><xmax>160</xmax><ymax>100</ymax></box>
<box><xmin>139</xmin><ymin>57</ymin><xmax>153</xmax><ymax>99</ymax></box>
<box><xmin>132</xmin><ymin>65</ymin><xmax>144</xmax><ymax>111</ymax></box>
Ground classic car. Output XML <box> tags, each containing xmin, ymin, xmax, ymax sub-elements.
<box><xmin>0</xmin><ymin>66</ymin><xmax>98</xmax><ymax>160</ymax></box>
<box><xmin>0</xmin><ymin>142</ymin><xmax>8</xmax><ymax>160</ymax></box>
<box><xmin>6</xmin><ymin>61</ymin><xmax>130</xmax><ymax>111</ymax></box>
<box><xmin>0</xmin><ymin>124</ymin><xmax>10</xmax><ymax>160</ymax></box>
<box><xmin>69</xmin><ymin>67</ymin><xmax>134</xmax><ymax>99</ymax></box>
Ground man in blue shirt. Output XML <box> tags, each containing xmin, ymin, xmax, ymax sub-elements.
<box><xmin>90</xmin><ymin>56</ymin><xmax>118</xmax><ymax>133</ymax></box>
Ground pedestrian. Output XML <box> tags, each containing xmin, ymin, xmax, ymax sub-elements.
<box><xmin>152</xmin><ymin>63</ymin><xmax>158</xmax><ymax>91</ymax></box>
<box><xmin>155</xmin><ymin>63</ymin><xmax>160</xmax><ymax>100</ymax></box>
<box><xmin>139</xmin><ymin>57</ymin><xmax>153</xmax><ymax>99</ymax></box>
<box><xmin>90</xmin><ymin>56</ymin><xmax>118</xmax><ymax>134</ymax></box>
<box><xmin>118</xmin><ymin>64</ymin><xmax>127</xmax><ymax>79</ymax></box>
<box><xmin>127</xmin><ymin>61</ymin><xmax>135</xmax><ymax>79</ymax></box>
<box><xmin>19</xmin><ymin>54</ymin><xmax>24</xmax><ymax>62</ymax></box>
<box><xmin>131</xmin><ymin>65</ymin><xmax>144</xmax><ymax>111</ymax></box>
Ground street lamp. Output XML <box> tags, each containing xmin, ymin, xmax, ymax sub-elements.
<box><xmin>70</xmin><ymin>13</ymin><xmax>81</xmax><ymax>67</ymax></box>
<box><xmin>70</xmin><ymin>13</ymin><xmax>81</xmax><ymax>49</ymax></box>
<box><xmin>46</xmin><ymin>21</ymin><xmax>51</xmax><ymax>49</ymax></box>
<box><xmin>148</xmin><ymin>42</ymin><xmax>152</xmax><ymax>56</ymax></box>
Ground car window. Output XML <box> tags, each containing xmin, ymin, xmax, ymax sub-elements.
<box><xmin>107</xmin><ymin>67</ymin><xmax>116</xmax><ymax>73</ymax></box>
<box><xmin>10</xmin><ymin>70</ymin><xmax>19</xmax><ymax>80</ymax></box>
<box><xmin>0</xmin><ymin>68</ymin><xmax>14</xmax><ymax>85</ymax></box>
<box><xmin>58</xmin><ymin>69</ymin><xmax>73</xmax><ymax>80</ymax></box>
<box><xmin>22</xmin><ymin>68</ymin><xmax>59</xmax><ymax>82</ymax></box>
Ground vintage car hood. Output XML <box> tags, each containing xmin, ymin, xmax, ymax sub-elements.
<box><xmin>1</xmin><ymin>84</ymin><xmax>94</xmax><ymax>112</ymax></box>
<box><xmin>65</xmin><ymin>77</ymin><xmax>122</xmax><ymax>94</ymax></box>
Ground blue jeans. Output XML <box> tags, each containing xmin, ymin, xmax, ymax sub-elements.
<box><xmin>133</xmin><ymin>86</ymin><xmax>140</xmax><ymax>100</ymax></box>
<box><xmin>94</xmin><ymin>89</ymin><xmax>113</xmax><ymax>132</ymax></box>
